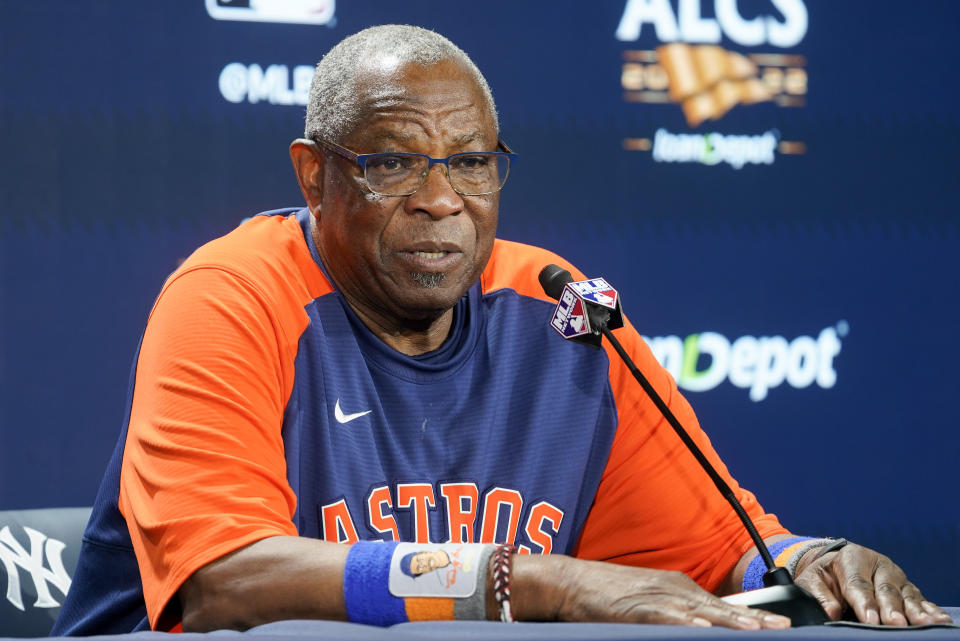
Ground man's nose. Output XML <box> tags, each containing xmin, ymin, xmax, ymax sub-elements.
<box><xmin>405</xmin><ymin>164</ymin><xmax>464</xmax><ymax>219</ymax></box>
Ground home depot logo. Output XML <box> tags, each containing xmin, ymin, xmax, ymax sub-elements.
<box><xmin>642</xmin><ymin>322</ymin><xmax>847</xmax><ymax>402</ymax></box>
<box><xmin>616</xmin><ymin>0</ymin><xmax>808</xmax><ymax>164</ymax></box>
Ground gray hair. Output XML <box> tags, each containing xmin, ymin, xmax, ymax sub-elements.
<box><xmin>305</xmin><ymin>25</ymin><xmax>498</xmax><ymax>142</ymax></box>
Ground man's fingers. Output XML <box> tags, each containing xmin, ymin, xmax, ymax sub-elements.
<box><xmin>875</xmin><ymin>582</ymin><xmax>953</xmax><ymax>626</ymax></box>
<box><xmin>687</xmin><ymin>600</ymin><xmax>790</xmax><ymax>630</ymax></box>
<box><xmin>725</xmin><ymin>605</ymin><xmax>792</xmax><ymax>630</ymax></box>
<box><xmin>825</xmin><ymin>549</ymin><xmax>886</xmax><ymax>625</ymax></box>
<box><xmin>901</xmin><ymin>588</ymin><xmax>934</xmax><ymax>625</ymax></box>
<box><xmin>642</xmin><ymin>599</ymin><xmax>789</xmax><ymax>629</ymax></box>
<box><xmin>795</xmin><ymin>544</ymin><xmax>952</xmax><ymax>627</ymax></box>
<box><xmin>898</xmin><ymin>585</ymin><xmax>954</xmax><ymax>625</ymax></box>
<box><xmin>796</xmin><ymin>566</ymin><xmax>844</xmax><ymax>620</ymax></box>
<box><xmin>640</xmin><ymin>603</ymin><xmax>719</xmax><ymax>628</ymax></box>
<box><xmin>869</xmin><ymin>559</ymin><xmax>950</xmax><ymax>625</ymax></box>
<box><xmin>617</xmin><ymin>590</ymin><xmax>790</xmax><ymax>629</ymax></box>
<box><xmin>604</xmin><ymin>598</ymin><xmax>763</xmax><ymax>629</ymax></box>
<box><xmin>921</xmin><ymin>600</ymin><xmax>954</xmax><ymax>622</ymax></box>
<box><xmin>839</xmin><ymin>571</ymin><xmax>882</xmax><ymax>624</ymax></box>
<box><xmin>873</xmin><ymin>580</ymin><xmax>907</xmax><ymax>626</ymax></box>
<box><xmin>631</xmin><ymin>606</ymin><xmax>709</xmax><ymax>628</ymax></box>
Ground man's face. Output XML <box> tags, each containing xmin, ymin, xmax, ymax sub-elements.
<box><xmin>410</xmin><ymin>550</ymin><xmax>451</xmax><ymax>575</ymax></box>
<box><xmin>312</xmin><ymin>59</ymin><xmax>500</xmax><ymax>327</ymax></box>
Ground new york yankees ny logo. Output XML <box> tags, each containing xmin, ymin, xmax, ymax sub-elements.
<box><xmin>0</xmin><ymin>526</ymin><xmax>72</xmax><ymax>611</ymax></box>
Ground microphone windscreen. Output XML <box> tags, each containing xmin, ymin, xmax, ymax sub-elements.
<box><xmin>539</xmin><ymin>264</ymin><xmax>573</xmax><ymax>301</ymax></box>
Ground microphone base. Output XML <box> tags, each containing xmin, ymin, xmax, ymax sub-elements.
<box><xmin>721</xmin><ymin>584</ymin><xmax>829</xmax><ymax>627</ymax></box>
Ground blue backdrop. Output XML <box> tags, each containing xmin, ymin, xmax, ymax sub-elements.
<box><xmin>1</xmin><ymin>1</ymin><xmax>957</xmax><ymax>604</ymax></box>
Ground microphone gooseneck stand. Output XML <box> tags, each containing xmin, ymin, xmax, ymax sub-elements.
<box><xmin>539</xmin><ymin>264</ymin><xmax>827</xmax><ymax>626</ymax></box>
<box><xmin>599</xmin><ymin>325</ymin><xmax>827</xmax><ymax>626</ymax></box>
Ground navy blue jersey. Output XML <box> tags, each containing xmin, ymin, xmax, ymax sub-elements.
<box><xmin>54</xmin><ymin>209</ymin><xmax>786</xmax><ymax>634</ymax></box>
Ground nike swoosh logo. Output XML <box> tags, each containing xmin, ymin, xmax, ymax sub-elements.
<box><xmin>334</xmin><ymin>399</ymin><xmax>372</xmax><ymax>424</ymax></box>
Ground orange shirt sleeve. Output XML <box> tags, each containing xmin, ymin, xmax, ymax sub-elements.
<box><xmin>118</xmin><ymin>264</ymin><xmax>304</xmax><ymax>630</ymax></box>
<box><xmin>573</xmin><ymin>318</ymin><xmax>789</xmax><ymax>591</ymax></box>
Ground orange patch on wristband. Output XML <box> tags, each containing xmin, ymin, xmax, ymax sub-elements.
<box><xmin>774</xmin><ymin>541</ymin><xmax>808</xmax><ymax>566</ymax></box>
<box><xmin>404</xmin><ymin>597</ymin><xmax>455</xmax><ymax>621</ymax></box>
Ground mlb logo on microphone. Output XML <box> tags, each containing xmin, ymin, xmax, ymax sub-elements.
<box><xmin>569</xmin><ymin>278</ymin><xmax>619</xmax><ymax>310</ymax></box>
<box><xmin>551</xmin><ymin>289</ymin><xmax>592</xmax><ymax>339</ymax></box>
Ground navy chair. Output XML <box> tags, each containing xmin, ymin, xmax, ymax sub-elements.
<box><xmin>0</xmin><ymin>508</ymin><xmax>91</xmax><ymax>637</ymax></box>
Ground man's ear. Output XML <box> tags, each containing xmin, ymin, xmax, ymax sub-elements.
<box><xmin>290</xmin><ymin>138</ymin><xmax>323</xmax><ymax>217</ymax></box>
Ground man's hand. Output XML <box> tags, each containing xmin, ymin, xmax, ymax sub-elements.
<box><xmin>511</xmin><ymin>555</ymin><xmax>791</xmax><ymax>629</ymax></box>
<box><xmin>794</xmin><ymin>543</ymin><xmax>953</xmax><ymax>626</ymax></box>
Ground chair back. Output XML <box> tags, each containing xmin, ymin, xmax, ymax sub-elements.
<box><xmin>0</xmin><ymin>507</ymin><xmax>92</xmax><ymax>637</ymax></box>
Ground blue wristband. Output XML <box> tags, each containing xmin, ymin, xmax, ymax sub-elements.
<box><xmin>343</xmin><ymin>541</ymin><xmax>408</xmax><ymax>626</ymax></box>
<box><xmin>741</xmin><ymin>536</ymin><xmax>814</xmax><ymax>591</ymax></box>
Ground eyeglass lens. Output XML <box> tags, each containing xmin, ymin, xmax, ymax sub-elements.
<box><xmin>364</xmin><ymin>153</ymin><xmax>510</xmax><ymax>196</ymax></box>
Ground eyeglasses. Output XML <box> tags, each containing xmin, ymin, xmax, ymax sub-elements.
<box><xmin>312</xmin><ymin>138</ymin><xmax>517</xmax><ymax>196</ymax></box>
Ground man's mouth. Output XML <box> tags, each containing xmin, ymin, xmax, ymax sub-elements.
<box><xmin>400</xmin><ymin>240</ymin><xmax>463</xmax><ymax>271</ymax></box>
<box><xmin>398</xmin><ymin>246</ymin><xmax>463</xmax><ymax>272</ymax></box>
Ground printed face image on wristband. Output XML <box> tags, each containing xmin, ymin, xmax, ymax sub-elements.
<box><xmin>388</xmin><ymin>543</ymin><xmax>486</xmax><ymax>598</ymax></box>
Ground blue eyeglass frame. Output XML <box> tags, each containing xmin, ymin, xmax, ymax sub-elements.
<box><xmin>311</xmin><ymin>137</ymin><xmax>518</xmax><ymax>195</ymax></box>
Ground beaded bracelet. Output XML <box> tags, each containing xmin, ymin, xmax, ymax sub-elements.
<box><xmin>491</xmin><ymin>544</ymin><xmax>517</xmax><ymax>622</ymax></box>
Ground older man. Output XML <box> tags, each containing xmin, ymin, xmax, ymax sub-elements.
<box><xmin>53</xmin><ymin>25</ymin><xmax>950</xmax><ymax>635</ymax></box>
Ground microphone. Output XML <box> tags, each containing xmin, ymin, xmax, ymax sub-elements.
<box><xmin>538</xmin><ymin>264</ymin><xmax>828</xmax><ymax>627</ymax></box>
<box><xmin>538</xmin><ymin>265</ymin><xmax>623</xmax><ymax>348</ymax></box>
<box><xmin>537</xmin><ymin>264</ymin><xmax>571</xmax><ymax>300</ymax></box>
